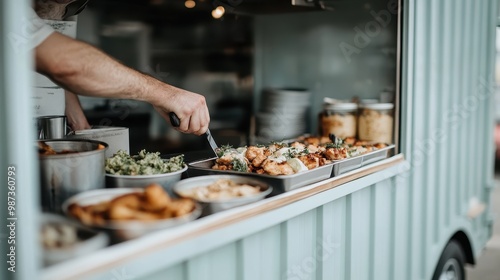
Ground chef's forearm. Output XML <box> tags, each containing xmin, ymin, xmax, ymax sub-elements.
<box><xmin>35</xmin><ymin>32</ymin><xmax>168</xmax><ymax>104</ymax></box>
<box><xmin>35</xmin><ymin>31</ymin><xmax>210</xmax><ymax>135</ymax></box>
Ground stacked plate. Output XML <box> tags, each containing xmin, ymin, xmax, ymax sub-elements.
<box><xmin>256</xmin><ymin>88</ymin><xmax>311</xmax><ymax>142</ymax></box>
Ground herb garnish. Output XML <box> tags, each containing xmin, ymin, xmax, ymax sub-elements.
<box><xmin>325</xmin><ymin>137</ymin><xmax>344</xmax><ymax>149</ymax></box>
<box><xmin>270</xmin><ymin>141</ymin><xmax>289</xmax><ymax>148</ymax></box>
<box><xmin>283</xmin><ymin>147</ymin><xmax>310</xmax><ymax>159</ymax></box>
<box><xmin>232</xmin><ymin>158</ymin><xmax>248</xmax><ymax>172</ymax></box>
<box><xmin>216</xmin><ymin>144</ymin><xmax>234</xmax><ymax>157</ymax></box>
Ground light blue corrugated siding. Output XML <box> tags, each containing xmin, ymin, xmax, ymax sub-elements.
<box><xmin>410</xmin><ymin>1</ymin><xmax>427</xmax><ymax>278</ymax></box>
<box><xmin>441</xmin><ymin>0</ymin><xmax>453</xmax><ymax>234</ymax></box>
<box><xmin>139</xmin><ymin>1</ymin><xmax>497</xmax><ymax>280</ymax></box>
<box><xmin>283</xmin><ymin>209</ymin><xmax>319</xmax><ymax>280</ymax></box>
<box><xmin>320</xmin><ymin>197</ymin><xmax>347</xmax><ymax>280</ymax></box>
<box><xmin>393</xmin><ymin>175</ymin><xmax>411</xmax><ymax>280</ymax></box>
<box><xmin>239</xmin><ymin>226</ymin><xmax>282</xmax><ymax>280</ymax></box>
<box><xmin>186</xmin><ymin>243</ymin><xmax>239</xmax><ymax>280</ymax></box>
<box><xmin>371</xmin><ymin>180</ymin><xmax>393</xmax><ymax>280</ymax></box>
<box><xmin>483</xmin><ymin>0</ymin><xmax>498</xmax><ymax>246</ymax></box>
<box><xmin>412</xmin><ymin>0</ymin><xmax>496</xmax><ymax>277</ymax></box>
<box><xmin>348</xmin><ymin>187</ymin><xmax>372</xmax><ymax>280</ymax></box>
<box><xmin>406</xmin><ymin>0</ymin><xmax>497</xmax><ymax>278</ymax></box>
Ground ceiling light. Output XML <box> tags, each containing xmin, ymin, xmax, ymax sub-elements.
<box><xmin>212</xmin><ymin>6</ymin><xmax>225</xmax><ymax>19</ymax></box>
<box><xmin>185</xmin><ymin>0</ymin><xmax>196</xmax><ymax>8</ymax></box>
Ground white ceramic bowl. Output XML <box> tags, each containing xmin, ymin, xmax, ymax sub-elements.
<box><xmin>41</xmin><ymin>213</ymin><xmax>108</xmax><ymax>266</ymax></box>
<box><xmin>62</xmin><ymin>188</ymin><xmax>201</xmax><ymax>241</ymax></box>
<box><xmin>173</xmin><ymin>175</ymin><xmax>273</xmax><ymax>215</ymax></box>
<box><xmin>105</xmin><ymin>165</ymin><xmax>188</xmax><ymax>194</ymax></box>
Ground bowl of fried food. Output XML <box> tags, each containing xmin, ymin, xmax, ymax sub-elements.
<box><xmin>105</xmin><ymin>150</ymin><xmax>187</xmax><ymax>194</ymax></box>
<box><xmin>63</xmin><ymin>184</ymin><xmax>201</xmax><ymax>241</ymax></box>
<box><xmin>173</xmin><ymin>175</ymin><xmax>272</xmax><ymax>215</ymax></box>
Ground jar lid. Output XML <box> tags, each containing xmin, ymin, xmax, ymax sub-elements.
<box><xmin>323</xmin><ymin>103</ymin><xmax>358</xmax><ymax>111</ymax></box>
<box><xmin>360</xmin><ymin>103</ymin><xmax>394</xmax><ymax>110</ymax></box>
<box><xmin>360</xmin><ymin>99</ymin><xmax>379</xmax><ymax>104</ymax></box>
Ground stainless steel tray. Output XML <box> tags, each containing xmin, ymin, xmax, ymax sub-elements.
<box><xmin>187</xmin><ymin>160</ymin><xmax>333</xmax><ymax>193</ymax></box>
<box><xmin>331</xmin><ymin>144</ymin><xmax>395</xmax><ymax>176</ymax></box>
<box><xmin>187</xmin><ymin>144</ymin><xmax>394</xmax><ymax>193</ymax></box>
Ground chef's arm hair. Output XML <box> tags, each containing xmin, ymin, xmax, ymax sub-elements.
<box><xmin>35</xmin><ymin>31</ymin><xmax>171</xmax><ymax>106</ymax></box>
<box><xmin>64</xmin><ymin>90</ymin><xmax>91</xmax><ymax>131</ymax></box>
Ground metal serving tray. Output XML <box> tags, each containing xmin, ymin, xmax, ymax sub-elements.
<box><xmin>187</xmin><ymin>144</ymin><xmax>394</xmax><ymax>193</ymax></box>
<box><xmin>331</xmin><ymin>144</ymin><xmax>395</xmax><ymax>176</ymax></box>
<box><xmin>187</xmin><ymin>160</ymin><xmax>333</xmax><ymax>193</ymax></box>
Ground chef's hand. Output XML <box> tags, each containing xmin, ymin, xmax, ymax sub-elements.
<box><xmin>151</xmin><ymin>85</ymin><xmax>210</xmax><ymax>136</ymax></box>
<box><xmin>65</xmin><ymin>90</ymin><xmax>91</xmax><ymax>131</ymax></box>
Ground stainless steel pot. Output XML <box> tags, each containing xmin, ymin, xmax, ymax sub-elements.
<box><xmin>38</xmin><ymin>139</ymin><xmax>108</xmax><ymax>212</ymax></box>
<box><xmin>37</xmin><ymin>115</ymin><xmax>69</xmax><ymax>140</ymax></box>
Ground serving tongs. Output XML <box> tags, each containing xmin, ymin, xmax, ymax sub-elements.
<box><xmin>63</xmin><ymin>0</ymin><xmax>89</xmax><ymax>19</ymax></box>
<box><xmin>329</xmin><ymin>133</ymin><xmax>343</xmax><ymax>146</ymax></box>
<box><xmin>169</xmin><ymin>112</ymin><xmax>219</xmax><ymax>157</ymax></box>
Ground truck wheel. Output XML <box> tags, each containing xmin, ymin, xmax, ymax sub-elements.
<box><xmin>432</xmin><ymin>240</ymin><xmax>466</xmax><ymax>280</ymax></box>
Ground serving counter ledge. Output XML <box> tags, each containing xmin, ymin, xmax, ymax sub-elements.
<box><xmin>42</xmin><ymin>154</ymin><xmax>407</xmax><ymax>280</ymax></box>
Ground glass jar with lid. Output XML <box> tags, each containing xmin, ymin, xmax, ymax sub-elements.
<box><xmin>358</xmin><ymin>103</ymin><xmax>394</xmax><ymax>143</ymax></box>
<box><xmin>320</xmin><ymin>102</ymin><xmax>358</xmax><ymax>139</ymax></box>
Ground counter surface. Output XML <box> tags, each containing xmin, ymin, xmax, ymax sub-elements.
<box><xmin>42</xmin><ymin>154</ymin><xmax>406</xmax><ymax>280</ymax></box>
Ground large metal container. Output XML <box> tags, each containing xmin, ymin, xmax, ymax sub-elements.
<box><xmin>38</xmin><ymin>139</ymin><xmax>108</xmax><ymax>212</ymax></box>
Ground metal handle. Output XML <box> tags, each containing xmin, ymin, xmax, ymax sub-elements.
<box><xmin>63</xmin><ymin>0</ymin><xmax>89</xmax><ymax>19</ymax></box>
<box><xmin>169</xmin><ymin>112</ymin><xmax>181</xmax><ymax>127</ymax></box>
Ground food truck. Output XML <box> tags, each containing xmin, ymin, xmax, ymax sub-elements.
<box><xmin>0</xmin><ymin>0</ymin><xmax>497</xmax><ymax>280</ymax></box>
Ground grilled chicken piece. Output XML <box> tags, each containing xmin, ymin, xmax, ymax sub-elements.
<box><xmin>215</xmin><ymin>153</ymin><xmax>234</xmax><ymax>166</ymax></box>
<box><xmin>262</xmin><ymin>160</ymin><xmax>294</xmax><ymax>175</ymax></box>
<box><xmin>343</xmin><ymin>137</ymin><xmax>357</xmax><ymax>145</ymax></box>
<box><xmin>290</xmin><ymin>142</ymin><xmax>306</xmax><ymax>150</ymax></box>
<box><xmin>298</xmin><ymin>154</ymin><xmax>320</xmax><ymax>170</ymax></box>
<box><xmin>212</xmin><ymin>163</ymin><xmax>231</xmax><ymax>170</ymax></box>
<box><xmin>245</xmin><ymin>146</ymin><xmax>265</xmax><ymax>161</ymax></box>
<box><xmin>324</xmin><ymin>148</ymin><xmax>348</xmax><ymax>160</ymax></box>
<box><xmin>245</xmin><ymin>146</ymin><xmax>269</xmax><ymax>168</ymax></box>
<box><xmin>307</xmin><ymin>144</ymin><xmax>322</xmax><ymax>154</ymax></box>
<box><xmin>319</xmin><ymin>158</ymin><xmax>331</xmax><ymax>166</ymax></box>
<box><xmin>252</xmin><ymin>154</ymin><xmax>267</xmax><ymax>168</ymax></box>
<box><xmin>375</xmin><ymin>143</ymin><xmax>388</xmax><ymax>149</ymax></box>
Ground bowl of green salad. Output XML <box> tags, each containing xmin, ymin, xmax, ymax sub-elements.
<box><xmin>105</xmin><ymin>150</ymin><xmax>187</xmax><ymax>194</ymax></box>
